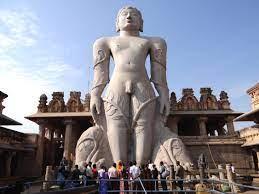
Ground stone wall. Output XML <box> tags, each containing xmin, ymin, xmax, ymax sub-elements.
<box><xmin>185</xmin><ymin>144</ymin><xmax>253</xmax><ymax>171</ymax></box>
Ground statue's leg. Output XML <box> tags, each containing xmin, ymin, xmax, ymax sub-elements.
<box><xmin>134</xmin><ymin>102</ymin><xmax>156</xmax><ymax>165</ymax></box>
<box><xmin>132</xmin><ymin>82</ymin><xmax>156</xmax><ymax>165</ymax></box>
<box><xmin>104</xmin><ymin>90</ymin><xmax>130</xmax><ymax>163</ymax></box>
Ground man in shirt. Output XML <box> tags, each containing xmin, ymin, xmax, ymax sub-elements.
<box><xmin>159</xmin><ymin>161</ymin><xmax>167</xmax><ymax>191</ymax></box>
<box><xmin>151</xmin><ymin>164</ymin><xmax>159</xmax><ymax>191</ymax></box>
<box><xmin>129</xmin><ymin>161</ymin><xmax>140</xmax><ymax>193</ymax></box>
<box><xmin>108</xmin><ymin>163</ymin><xmax>119</xmax><ymax>193</ymax></box>
<box><xmin>71</xmin><ymin>165</ymin><xmax>81</xmax><ymax>186</ymax></box>
<box><xmin>175</xmin><ymin>161</ymin><xmax>185</xmax><ymax>192</ymax></box>
<box><xmin>84</xmin><ymin>163</ymin><xmax>93</xmax><ymax>185</ymax></box>
<box><xmin>148</xmin><ymin>160</ymin><xmax>154</xmax><ymax>171</ymax></box>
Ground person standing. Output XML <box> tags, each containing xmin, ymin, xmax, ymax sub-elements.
<box><xmin>148</xmin><ymin>160</ymin><xmax>154</xmax><ymax>171</ymax></box>
<box><xmin>175</xmin><ymin>161</ymin><xmax>184</xmax><ymax>192</ymax></box>
<box><xmin>159</xmin><ymin>161</ymin><xmax>168</xmax><ymax>191</ymax></box>
<box><xmin>92</xmin><ymin>164</ymin><xmax>98</xmax><ymax>185</ymax></box>
<box><xmin>60</xmin><ymin>157</ymin><xmax>68</xmax><ymax>167</ymax></box>
<box><xmin>99</xmin><ymin>166</ymin><xmax>109</xmax><ymax>194</ymax></box>
<box><xmin>143</xmin><ymin>164</ymin><xmax>152</xmax><ymax>193</ymax></box>
<box><xmin>117</xmin><ymin>161</ymin><xmax>126</xmax><ymax>194</ymax></box>
<box><xmin>70</xmin><ymin>165</ymin><xmax>81</xmax><ymax>187</ymax></box>
<box><xmin>129</xmin><ymin>161</ymin><xmax>140</xmax><ymax>194</ymax></box>
<box><xmin>84</xmin><ymin>163</ymin><xmax>93</xmax><ymax>185</ymax></box>
<box><xmin>151</xmin><ymin>164</ymin><xmax>159</xmax><ymax>193</ymax></box>
<box><xmin>108</xmin><ymin>163</ymin><xmax>119</xmax><ymax>193</ymax></box>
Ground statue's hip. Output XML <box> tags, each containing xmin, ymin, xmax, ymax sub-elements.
<box><xmin>104</xmin><ymin>80</ymin><xmax>156</xmax><ymax>118</ymax></box>
<box><xmin>106</xmin><ymin>80</ymin><xmax>155</xmax><ymax>99</ymax></box>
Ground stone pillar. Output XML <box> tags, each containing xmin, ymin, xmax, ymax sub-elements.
<box><xmin>255</xmin><ymin>149</ymin><xmax>259</xmax><ymax>171</ymax></box>
<box><xmin>49</xmin><ymin>129</ymin><xmax>55</xmax><ymax>166</ymax></box>
<box><xmin>225</xmin><ymin>116</ymin><xmax>235</xmax><ymax>135</ymax></box>
<box><xmin>5</xmin><ymin>152</ymin><xmax>12</xmax><ymax>176</ymax></box>
<box><xmin>63</xmin><ymin>119</ymin><xmax>76</xmax><ymax>162</ymax></box>
<box><xmin>36</xmin><ymin>119</ymin><xmax>47</xmax><ymax>174</ymax></box>
<box><xmin>168</xmin><ymin>117</ymin><xmax>180</xmax><ymax>134</ymax></box>
<box><xmin>218</xmin><ymin>164</ymin><xmax>225</xmax><ymax>180</ymax></box>
<box><xmin>198</xmin><ymin>117</ymin><xmax>208</xmax><ymax>136</ymax></box>
<box><xmin>171</xmin><ymin>117</ymin><xmax>180</xmax><ymax>135</ymax></box>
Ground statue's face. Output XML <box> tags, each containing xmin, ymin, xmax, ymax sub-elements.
<box><xmin>117</xmin><ymin>8</ymin><xmax>142</xmax><ymax>32</ymax></box>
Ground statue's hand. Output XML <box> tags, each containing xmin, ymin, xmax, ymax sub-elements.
<box><xmin>90</xmin><ymin>96</ymin><xmax>102</xmax><ymax>122</ymax></box>
<box><xmin>159</xmin><ymin>94</ymin><xmax>170</xmax><ymax>116</ymax></box>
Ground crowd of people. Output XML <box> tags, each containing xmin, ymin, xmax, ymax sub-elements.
<box><xmin>55</xmin><ymin>157</ymin><xmax>185</xmax><ymax>193</ymax></box>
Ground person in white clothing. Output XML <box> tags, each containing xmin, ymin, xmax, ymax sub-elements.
<box><xmin>129</xmin><ymin>161</ymin><xmax>140</xmax><ymax>193</ymax></box>
<box><xmin>148</xmin><ymin>160</ymin><xmax>154</xmax><ymax>171</ymax></box>
<box><xmin>108</xmin><ymin>163</ymin><xmax>119</xmax><ymax>193</ymax></box>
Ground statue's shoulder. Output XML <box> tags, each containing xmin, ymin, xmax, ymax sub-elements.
<box><xmin>93</xmin><ymin>36</ymin><xmax>113</xmax><ymax>48</ymax></box>
<box><xmin>145</xmin><ymin>36</ymin><xmax>167</xmax><ymax>47</ymax></box>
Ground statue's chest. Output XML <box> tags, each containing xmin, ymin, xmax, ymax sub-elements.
<box><xmin>111</xmin><ymin>39</ymin><xmax>149</xmax><ymax>55</ymax></box>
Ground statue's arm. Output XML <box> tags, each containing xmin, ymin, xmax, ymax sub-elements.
<box><xmin>150</xmin><ymin>38</ymin><xmax>170</xmax><ymax>115</ymax></box>
<box><xmin>91</xmin><ymin>38</ymin><xmax>110</xmax><ymax>115</ymax></box>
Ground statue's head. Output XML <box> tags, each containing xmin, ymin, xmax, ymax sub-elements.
<box><xmin>116</xmin><ymin>6</ymin><xmax>143</xmax><ymax>32</ymax></box>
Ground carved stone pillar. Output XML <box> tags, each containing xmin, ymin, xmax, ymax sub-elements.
<box><xmin>36</xmin><ymin>119</ymin><xmax>47</xmax><ymax>174</ymax></box>
<box><xmin>218</xmin><ymin>164</ymin><xmax>225</xmax><ymax>180</ymax></box>
<box><xmin>225</xmin><ymin>116</ymin><xmax>235</xmax><ymax>135</ymax></box>
<box><xmin>198</xmin><ymin>117</ymin><xmax>208</xmax><ymax>136</ymax></box>
<box><xmin>63</xmin><ymin>119</ymin><xmax>76</xmax><ymax>161</ymax></box>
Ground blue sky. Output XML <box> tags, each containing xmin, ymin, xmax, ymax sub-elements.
<box><xmin>0</xmin><ymin>0</ymin><xmax>258</xmax><ymax>133</ymax></box>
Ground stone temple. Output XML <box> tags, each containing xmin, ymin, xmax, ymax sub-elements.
<box><xmin>24</xmin><ymin>87</ymin><xmax>250</xmax><ymax>173</ymax></box>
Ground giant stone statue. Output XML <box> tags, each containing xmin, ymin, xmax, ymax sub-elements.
<box><xmin>76</xmin><ymin>6</ymin><xmax>192</xmax><ymax>168</ymax></box>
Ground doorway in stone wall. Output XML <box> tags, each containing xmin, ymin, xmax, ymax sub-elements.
<box><xmin>178</xmin><ymin>117</ymin><xmax>200</xmax><ymax>136</ymax></box>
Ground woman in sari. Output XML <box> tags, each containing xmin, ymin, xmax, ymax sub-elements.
<box><xmin>99</xmin><ymin>166</ymin><xmax>108</xmax><ymax>194</ymax></box>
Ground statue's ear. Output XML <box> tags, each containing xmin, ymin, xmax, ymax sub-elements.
<box><xmin>116</xmin><ymin>21</ymin><xmax>120</xmax><ymax>32</ymax></box>
<box><xmin>139</xmin><ymin>19</ymin><xmax>143</xmax><ymax>32</ymax></box>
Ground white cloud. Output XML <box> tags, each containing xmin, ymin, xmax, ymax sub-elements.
<box><xmin>0</xmin><ymin>9</ymin><xmax>38</xmax><ymax>49</ymax></box>
<box><xmin>0</xmin><ymin>9</ymin><xmax>80</xmax><ymax>133</ymax></box>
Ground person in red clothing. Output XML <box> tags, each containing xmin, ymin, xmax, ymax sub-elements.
<box><xmin>92</xmin><ymin>164</ymin><xmax>98</xmax><ymax>185</ymax></box>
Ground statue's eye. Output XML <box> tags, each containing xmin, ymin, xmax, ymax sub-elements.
<box><xmin>122</xmin><ymin>12</ymin><xmax>128</xmax><ymax>16</ymax></box>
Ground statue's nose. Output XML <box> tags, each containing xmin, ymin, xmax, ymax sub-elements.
<box><xmin>126</xmin><ymin>13</ymin><xmax>131</xmax><ymax>19</ymax></box>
